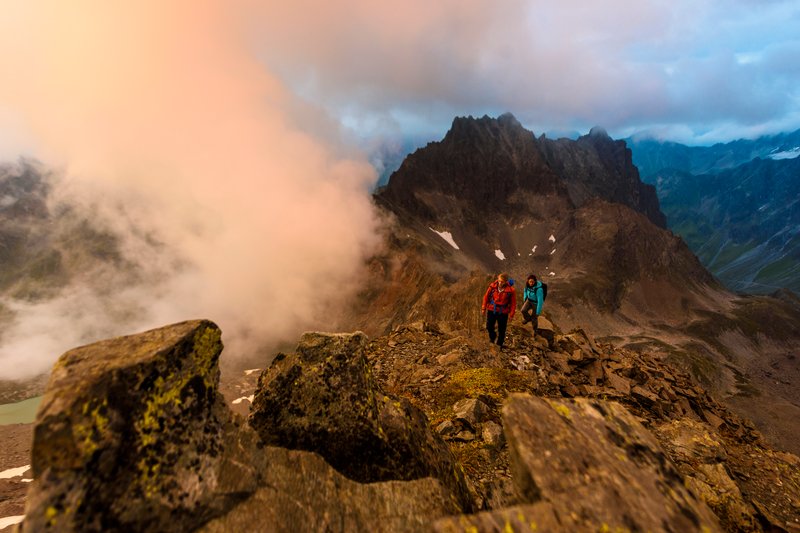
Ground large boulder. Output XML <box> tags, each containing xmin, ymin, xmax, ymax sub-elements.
<box><xmin>22</xmin><ymin>320</ymin><xmax>258</xmax><ymax>532</ymax></box>
<box><xmin>248</xmin><ymin>331</ymin><xmax>472</xmax><ymax>511</ymax></box>
<box><xmin>436</xmin><ymin>394</ymin><xmax>721</xmax><ymax>532</ymax></box>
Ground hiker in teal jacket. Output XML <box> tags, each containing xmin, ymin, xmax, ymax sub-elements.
<box><xmin>520</xmin><ymin>274</ymin><xmax>543</xmax><ymax>331</ymax></box>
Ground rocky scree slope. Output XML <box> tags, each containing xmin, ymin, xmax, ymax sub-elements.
<box><xmin>17</xmin><ymin>318</ymin><xmax>800</xmax><ymax>532</ymax></box>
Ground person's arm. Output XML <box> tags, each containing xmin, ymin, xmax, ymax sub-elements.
<box><xmin>536</xmin><ymin>286</ymin><xmax>543</xmax><ymax>315</ymax></box>
<box><xmin>482</xmin><ymin>286</ymin><xmax>491</xmax><ymax>314</ymax></box>
<box><xmin>509</xmin><ymin>288</ymin><xmax>517</xmax><ymax>319</ymax></box>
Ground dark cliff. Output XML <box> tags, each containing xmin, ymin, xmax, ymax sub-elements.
<box><xmin>539</xmin><ymin>126</ymin><xmax>666</xmax><ymax>228</ymax></box>
<box><xmin>377</xmin><ymin>114</ymin><xmax>666</xmax><ymax>229</ymax></box>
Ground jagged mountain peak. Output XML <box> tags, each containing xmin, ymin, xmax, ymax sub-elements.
<box><xmin>441</xmin><ymin>113</ymin><xmax>539</xmax><ymax>155</ymax></box>
<box><xmin>377</xmin><ymin>114</ymin><xmax>565</xmax><ymax>228</ymax></box>
<box><xmin>380</xmin><ymin>114</ymin><xmax>665</xmax><ymax>230</ymax></box>
<box><xmin>446</xmin><ymin>112</ymin><xmax>527</xmax><ymax>137</ymax></box>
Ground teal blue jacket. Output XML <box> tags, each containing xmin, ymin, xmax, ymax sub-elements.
<box><xmin>523</xmin><ymin>281</ymin><xmax>544</xmax><ymax>316</ymax></box>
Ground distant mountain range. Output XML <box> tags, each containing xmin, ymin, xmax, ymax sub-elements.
<box><xmin>629</xmin><ymin>129</ymin><xmax>800</xmax><ymax>294</ymax></box>
<box><xmin>629</xmin><ymin>128</ymin><xmax>800</xmax><ymax>177</ymax></box>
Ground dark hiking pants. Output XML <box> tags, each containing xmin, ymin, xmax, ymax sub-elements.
<box><xmin>486</xmin><ymin>311</ymin><xmax>509</xmax><ymax>347</ymax></box>
<box><xmin>521</xmin><ymin>300</ymin><xmax>538</xmax><ymax>332</ymax></box>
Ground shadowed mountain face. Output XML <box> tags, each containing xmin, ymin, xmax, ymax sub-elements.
<box><xmin>537</xmin><ymin>126</ymin><xmax>666</xmax><ymax>228</ymax></box>
<box><xmin>379</xmin><ymin>113</ymin><xmax>664</xmax><ymax>231</ymax></box>
<box><xmin>630</xmin><ymin>132</ymin><xmax>800</xmax><ymax>295</ymax></box>
<box><xmin>358</xmin><ymin>114</ymin><xmax>800</xmax><ymax>456</ymax></box>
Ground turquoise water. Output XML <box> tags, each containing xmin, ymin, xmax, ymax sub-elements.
<box><xmin>0</xmin><ymin>396</ymin><xmax>42</xmax><ymax>425</ymax></box>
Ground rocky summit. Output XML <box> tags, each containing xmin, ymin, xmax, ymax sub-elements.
<box><xmin>14</xmin><ymin>317</ymin><xmax>800</xmax><ymax>532</ymax></box>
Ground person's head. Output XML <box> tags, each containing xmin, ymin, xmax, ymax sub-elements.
<box><xmin>527</xmin><ymin>274</ymin><xmax>537</xmax><ymax>286</ymax></box>
<box><xmin>497</xmin><ymin>272</ymin><xmax>508</xmax><ymax>287</ymax></box>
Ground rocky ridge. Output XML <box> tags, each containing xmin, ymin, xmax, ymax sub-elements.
<box><xmin>359</xmin><ymin>114</ymin><xmax>800</xmax><ymax>459</ymax></box>
<box><xmin>13</xmin><ymin>318</ymin><xmax>800</xmax><ymax>532</ymax></box>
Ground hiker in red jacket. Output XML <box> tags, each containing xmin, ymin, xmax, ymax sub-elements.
<box><xmin>481</xmin><ymin>272</ymin><xmax>517</xmax><ymax>349</ymax></box>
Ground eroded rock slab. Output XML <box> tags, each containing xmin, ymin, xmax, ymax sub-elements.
<box><xmin>248</xmin><ymin>331</ymin><xmax>471</xmax><ymax>511</ymax></box>
<box><xmin>496</xmin><ymin>394</ymin><xmax>721</xmax><ymax>532</ymax></box>
<box><xmin>201</xmin><ymin>446</ymin><xmax>460</xmax><ymax>533</ymax></box>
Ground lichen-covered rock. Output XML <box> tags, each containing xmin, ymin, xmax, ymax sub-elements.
<box><xmin>653</xmin><ymin>418</ymin><xmax>789</xmax><ymax>532</ymax></box>
<box><xmin>248</xmin><ymin>331</ymin><xmax>472</xmax><ymax>511</ymax></box>
<box><xmin>499</xmin><ymin>394</ymin><xmax>721</xmax><ymax>532</ymax></box>
<box><xmin>23</xmin><ymin>320</ymin><xmax>256</xmax><ymax>532</ymax></box>
<box><xmin>200</xmin><ymin>446</ymin><xmax>460</xmax><ymax>533</ymax></box>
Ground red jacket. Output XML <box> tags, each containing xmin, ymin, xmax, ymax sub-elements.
<box><xmin>482</xmin><ymin>281</ymin><xmax>516</xmax><ymax>318</ymax></box>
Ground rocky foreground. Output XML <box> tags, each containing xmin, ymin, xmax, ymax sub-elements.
<box><xmin>10</xmin><ymin>319</ymin><xmax>800</xmax><ymax>532</ymax></box>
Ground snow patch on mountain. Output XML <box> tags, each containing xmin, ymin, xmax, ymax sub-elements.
<box><xmin>495</xmin><ymin>249</ymin><xmax>506</xmax><ymax>260</ymax></box>
<box><xmin>768</xmin><ymin>147</ymin><xmax>800</xmax><ymax>160</ymax></box>
<box><xmin>232</xmin><ymin>395</ymin><xmax>254</xmax><ymax>405</ymax></box>
<box><xmin>429</xmin><ymin>228</ymin><xmax>460</xmax><ymax>250</ymax></box>
<box><xmin>0</xmin><ymin>516</ymin><xmax>25</xmax><ymax>529</ymax></box>
<box><xmin>0</xmin><ymin>465</ymin><xmax>30</xmax><ymax>479</ymax></box>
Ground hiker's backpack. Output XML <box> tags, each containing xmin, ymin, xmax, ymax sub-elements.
<box><xmin>540</xmin><ymin>282</ymin><xmax>548</xmax><ymax>302</ymax></box>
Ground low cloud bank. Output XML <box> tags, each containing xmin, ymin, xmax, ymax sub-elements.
<box><xmin>0</xmin><ymin>2</ymin><xmax>381</xmax><ymax>379</ymax></box>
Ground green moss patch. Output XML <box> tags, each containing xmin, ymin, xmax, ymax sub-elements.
<box><xmin>428</xmin><ymin>368</ymin><xmax>538</xmax><ymax>424</ymax></box>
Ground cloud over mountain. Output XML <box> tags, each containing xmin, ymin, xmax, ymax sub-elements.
<box><xmin>0</xmin><ymin>2</ymin><xmax>381</xmax><ymax>378</ymax></box>
<box><xmin>248</xmin><ymin>1</ymin><xmax>800</xmax><ymax>143</ymax></box>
